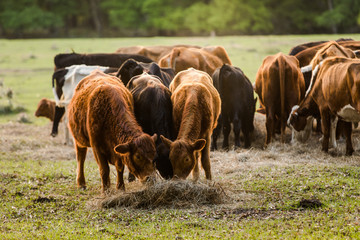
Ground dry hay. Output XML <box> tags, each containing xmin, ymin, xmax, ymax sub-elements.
<box><xmin>99</xmin><ymin>180</ymin><xmax>227</xmax><ymax>209</ymax></box>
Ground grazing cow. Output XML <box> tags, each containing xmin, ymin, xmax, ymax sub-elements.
<box><xmin>158</xmin><ymin>46</ymin><xmax>231</xmax><ymax>75</ymax></box>
<box><xmin>211</xmin><ymin>64</ymin><xmax>256</xmax><ymax>150</ymax></box>
<box><xmin>301</xmin><ymin>41</ymin><xmax>356</xmax><ymax>91</ymax></box>
<box><xmin>295</xmin><ymin>41</ymin><xmax>356</xmax><ymax>137</ymax></box>
<box><xmin>126</xmin><ymin>73</ymin><xmax>175</xmax><ymax>179</ymax></box>
<box><xmin>116</xmin><ymin>59</ymin><xmax>175</xmax><ymax>87</ymax></box>
<box><xmin>254</xmin><ymin>53</ymin><xmax>305</xmax><ymax>146</ymax></box>
<box><xmin>288</xmin><ymin>38</ymin><xmax>353</xmax><ymax>56</ymax></box>
<box><xmin>51</xmin><ymin>65</ymin><xmax>117</xmax><ymax>145</ymax></box>
<box><xmin>295</xmin><ymin>40</ymin><xmax>360</xmax><ymax>69</ymax></box>
<box><xmin>202</xmin><ymin>46</ymin><xmax>232</xmax><ymax>66</ymax></box>
<box><xmin>35</xmin><ymin>98</ymin><xmax>57</xmax><ymax>121</ymax></box>
<box><xmin>68</xmin><ymin>70</ymin><xmax>157</xmax><ymax>192</ymax></box>
<box><xmin>115</xmin><ymin>45</ymin><xmax>201</xmax><ymax>62</ymax></box>
<box><xmin>54</xmin><ymin>52</ymin><xmax>153</xmax><ymax>70</ymax></box>
<box><xmin>288</xmin><ymin>57</ymin><xmax>360</xmax><ymax>155</ymax></box>
<box><xmin>160</xmin><ymin>68</ymin><xmax>221</xmax><ymax>180</ymax></box>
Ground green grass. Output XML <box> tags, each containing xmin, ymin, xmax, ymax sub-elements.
<box><xmin>1</xmin><ymin>34</ymin><xmax>360</xmax><ymax>124</ymax></box>
<box><xmin>1</xmin><ymin>35</ymin><xmax>360</xmax><ymax>239</ymax></box>
<box><xmin>1</xmin><ymin>157</ymin><xmax>359</xmax><ymax>239</ymax></box>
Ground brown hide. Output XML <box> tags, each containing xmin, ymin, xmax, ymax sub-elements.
<box><xmin>35</xmin><ymin>98</ymin><xmax>56</xmax><ymax>121</ymax></box>
<box><xmin>254</xmin><ymin>53</ymin><xmax>305</xmax><ymax>146</ymax></box>
<box><xmin>309</xmin><ymin>41</ymin><xmax>355</xmax><ymax>69</ymax></box>
<box><xmin>295</xmin><ymin>40</ymin><xmax>360</xmax><ymax>67</ymax></box>
<box><xmin>161</xmin><ymin>68</ymin><xmax>221</xmax><ymax>180</ymax></box>
<box><xmin>68</xmin><ymin>70</ymin><xmax>156</xmax><ymax>192</ymax></box>
<box><xmin>116</xmin><ymin>45</ymin><xmax>200</xmax><ymax>62</ymax></box>
<box><xmin>158</xmin><ymin>47</ymin><xmax>227</xmax><ymax>75</ymax></box>
<box><xmin>305</xmin><ymin>57</ymin><xmax>360</xmax><ymax>155</ymax></box>
<box><xmin>202</xmin><ymin>46</ymin><xmax>232</xmax><ymax>65</ymax></box>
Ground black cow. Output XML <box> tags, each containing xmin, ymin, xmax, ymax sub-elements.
<box><xmin>211</xmin><ymin>64</ymin><xmax>256</xmax><ymax>150</ymax></box>
<box><xmin>116</xmin><ymin>59</ymin><xmax>175</xmax><ymax>87</ymax></box>
<box><xmin>54</xmin><ymin>52</ymin><xmax>153</xmax><ymax>70</ymax></box>
<box><xmin>126</xmin><ymin>73</ymin><xmax>175</xmax><ymax>179</ymax></box>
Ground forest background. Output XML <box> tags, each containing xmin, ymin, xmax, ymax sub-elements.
<box><xmin>1</xmin><ymin>0</ymin><xmax>360</xmax><ymax>38</ymax></box>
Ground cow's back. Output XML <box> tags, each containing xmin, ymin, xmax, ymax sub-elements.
<box><xmin>68</xmin><ymin>70</ymin><xmax>131</xmax><ymax>147</ymax></box>
<box><xmin>171</xmin><ymin>69</ymin><xmax>221</xmax><ymax>133</ymax></box>
<box><xmin>312</xmin><ymin>57</ymin><xmax>360</xmax><ymax>112</ymax></box>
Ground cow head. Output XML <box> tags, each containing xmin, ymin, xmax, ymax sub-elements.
<box><xmin>116</xmin><ymin>59</ymin><xmax>145</xmax><ymax>86</ymax></box>
<box><xmin>35</xmin><ymin>98</ymin><xmax>54</xmax><ymax>120</ymax></box>
<box><xmin>287</xmin><ymin>105</ymin><xmax>309</xmax><ymax>131</ymax></box>
<box><xmin>114</xmin><ymin>134</ymin><xmax>157</xmax><ymax>182</ymax></box>
<box><xmin>160</xmin><ymin>135</ymin><xmax>205</xmax><ymax>179</ymax></box>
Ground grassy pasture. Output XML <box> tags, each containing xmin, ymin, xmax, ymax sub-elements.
<box><xmin>0</xmin><ymin>35</ymin><xmax>360</xmax><ymax>239</ymax></box>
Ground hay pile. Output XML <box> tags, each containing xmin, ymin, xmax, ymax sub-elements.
<box><xmin>100</xmin><ymin>180</ymin><xmax>227</xmax><ymax>209</ymax></box>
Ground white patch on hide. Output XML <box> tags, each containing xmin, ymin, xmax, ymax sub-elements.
<box><xmin>337</xmin><ymin>104</ymin><xmax>360</xmax><ymax>122</ymax></box>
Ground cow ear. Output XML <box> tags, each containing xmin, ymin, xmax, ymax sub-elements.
<box><xmin>151</xmin><ymin>134</ymin><xmax>158</xmax><ymax>143</ymax></box>
<box><xmin>160</xmin><ymin>135</ymin><xmax>172</xmax><ymax>149</ymax></box>
<box><xmin>114</xmin><ymin>142</ymin><xmax>132</xmax><ymax>155</ymax></box>
<box><xmin>192</xmin><ymin>139</ymin><xmax>206</xmax><ymax>152</ymax></box>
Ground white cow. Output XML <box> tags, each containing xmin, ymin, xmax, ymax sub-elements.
<box><xmin>52</xmin><ymin>65</ymin><xmax>110</xmax><ymax>145</ymax></box>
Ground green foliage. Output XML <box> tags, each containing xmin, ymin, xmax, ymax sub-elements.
<box><xmin>0</xmin><ymin>0</ymin><xmax>359</xmax><ymax>37</ymax></box>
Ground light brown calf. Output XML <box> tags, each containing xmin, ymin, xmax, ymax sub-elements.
<box><xmin>160</xmin><ymin>68</ymin><xmax>221</xmax><ymax>180</ymax></box>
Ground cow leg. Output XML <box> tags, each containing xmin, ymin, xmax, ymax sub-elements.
<box><xmin>51</xmin><ymin>106</ymin><xmax>65</xmax><ymax>137</ymax></box>
<box><xmin>242</xmin><ymin>119</ymin><xmax>252</xmax><ymax>148</ymax></box>
<box><xmin>75</xmin><ymin>144</ymin><xmax>87</xmax><ymax>189</ymax></box>
<box><xmin>63</xmin><ymin>107</ymin><xmax>72</xmax><ymax>146</ymax></box>
<box><xmin>280</xmin><ymin>114</ymin><xmax>286</xmax><ymax>143</ymax></box>
<box><xmin>265</xmin><ymin>108</ymin><xmax>275</xmax><ymax>147</ymax></box>
<box><xmin>128</xmin><ymin>172</ymin><xmax>136</xmax><ymax>182</ymax></box>
<box><xmin>233</xmin><ymin>116</ymin><xmax>241</xmax><ymax>149</ymax></box>
<box><xmin>201</xmin><ymin>135</ymin><xmax>212</xmax><ymax>180</ymax></box>
<box><xmin>343</xmin><ymin>121</ymin><xmax>354</xmax><ymax>156</ymax></box>
<box><xmin>330</xmin><ymin>116</ymin><xmax>338</xmax><ymax>149</ymax></box>
<box><xmin>192</xmin><ymin>151</ymin><xmax>200</xmax><ymax>181</ymax></box>
<box><xmin>92</xmin><ymin>149</ymin><xmax>111</xmax><ymax>193</ymax></box>
<box><xmin>320</xmin><ymin>110</ymin><xmax>331</xmax><ymax>153</ymax></box>
<box><xmin>211</xmin><ymin>114</ymin><xmax>222</xmax><ymax>151</ymax></box>
<box><xmin>115</xmin><ymin>162</ymin><xmax>125</xmax><ymax>191</ymax></box>
<box><xmin>222</xmin><ymin>116</ymin><xmax>231</xmax><ymax>150</ymax></box>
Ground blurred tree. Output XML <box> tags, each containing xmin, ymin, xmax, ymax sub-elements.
<box><xmin>0</xmin><ymin>0</ymin><xmax>62</xmax><ymax>37</ymax></box>
<box><xmin>316</xmin><ymin>0</ymin><xmax>360</xmax><ymax>33</ymax></box>
<box><xmin>0</xmin><ymin>0</ymin><xmax>359</xmax><ymax>37</ymax></box>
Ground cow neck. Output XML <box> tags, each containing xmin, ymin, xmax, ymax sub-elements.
<box><xmin>305</xmin><ymin>60</ymin><xmax>324</xmax><ymax>98</ymax></box>
<box><xmin>177</xmin><ymin>97</ymin><xmax>202</xmax><ymax>142</ymax></box>
<box><xmin>115</xmin><ymin>113</ymin><xmax>143</xmax><ymax>144</ymax></box>
<box><xmin>297</xmin><ymin>93</ymin><xmax>317</xmax><ymax>117</ymax></box>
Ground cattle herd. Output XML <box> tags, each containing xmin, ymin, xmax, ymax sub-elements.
<box><xmin>34</xmin><ymin>39</ymin><xmax>360</xmax><ymax>193</ymax></box>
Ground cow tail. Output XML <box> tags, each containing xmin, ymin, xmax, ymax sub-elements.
<box><xmin>278</xmin><ymin>55</ymin><xmax>286</xmax><ymax>142</ymax></box>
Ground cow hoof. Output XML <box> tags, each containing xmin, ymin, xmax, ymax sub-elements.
<box><xmin>50</xmin><ymin>133</ymin><xmax>57</xmax><ymax>137</ymax></box>
<box><xmin>78</xmin><ymin>185</ymin><xmax>87</xmax><ymax>190</ymax></box>
<box><xmin>128</xmin><ymin>173</ymin><xmax>136</xmax><ymax>182</ymax></box>
<box><xmin>345</xmin><ymin>149</ymin><xmax>354</xmax><ymax>156</ymax></box>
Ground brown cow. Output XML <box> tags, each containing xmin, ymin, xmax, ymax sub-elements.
<box><xmin>295</xmin><ymin>40</ymin><xmax>360</xmax><ymax>68</ymax></box>
<box><xmin>288</xmin><ymin>57</ymin><xmax>360</xmax><ymax>156</ymax></box>
<box><xmin>35</xmin><ymin>98</ymin><xmax>57</xmax><ymax>121</ymax></box>
<box><xmin>115</xmin><ymin>45</ymin><xmax>200</xmax><ymax>62</ymax></box>
<box><xmin>68</xmin><ymin>70</ymin><xmax>156</xmax><ymax>193</ymax></box>
<box><xmin>158</xmin><ymin>46</ymin><xmax>231</xmax><ymax>75</ymax></box>
<box><xmin>160</xmin><ymin>68</ymin><xmax>221</xmax><ymax>180</ymax></box>
<box><xmin>254</xmin><ymin>53</ymin><xmax>305</xmax><ymax>146</ymax></box>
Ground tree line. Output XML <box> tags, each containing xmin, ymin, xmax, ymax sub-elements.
<box><xmin>0</xmin><ymin>0</ymin><xmax>359</xmax><ymax>38</ymax></box>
